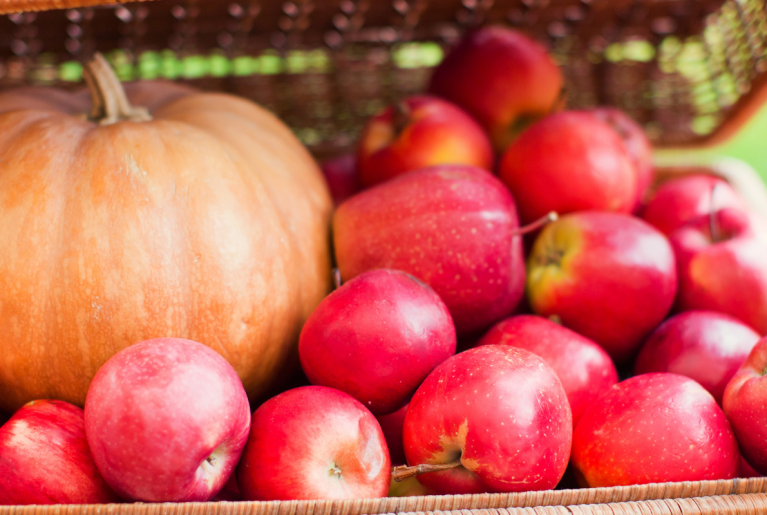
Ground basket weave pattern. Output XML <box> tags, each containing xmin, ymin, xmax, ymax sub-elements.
<box><xmin>0</xmin><ymin>478</ymin><xmax>765</xmax><ymax>515</ymax></box>
<box><xmin>2</xmin><ymin>0</ymin><xmax>767</xmax><ymax>156</ymax></box>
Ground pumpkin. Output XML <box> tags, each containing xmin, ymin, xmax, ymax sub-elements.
<box><xmin>0</xmin><ymin>54</ymin><xmax>332</xmax><ymax>412</ymax></box>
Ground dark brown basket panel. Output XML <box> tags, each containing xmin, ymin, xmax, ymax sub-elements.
<box><xmin>2</xmin><ymin>0</ymin><xmax>767</xmax><ymax>156</ymax></box>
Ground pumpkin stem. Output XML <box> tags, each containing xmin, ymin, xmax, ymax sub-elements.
<box><xmin>83</xmin><ymin>53</ymin><xmax>152</xmax><ymax>125</ymax></box>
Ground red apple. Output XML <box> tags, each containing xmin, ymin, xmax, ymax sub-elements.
<box><xmin>499</xmin><ymin>111</ymin><xmax>637</xmax><ymax>225</ymax></box>
<box><xmin>212</xmin><ymin>474</ymin><xmax>242</xmax><ymax>501</ymax></box>
<box><xmin>401</xmin><ymin>345</ymin><xmax>571</xmax><ymax>494</ymax></box>
<box><xmin>429</xmin><ymin>26</ymin><xmax>563</xmax><ymax>152</ymax></box>
<box><xmin>573</xmin><ymin>373</ymin><xmax>739</xmax><ymax>487</ymax></box>
<box><xmin>670</xmin><ymin>207</ymin><xmax>767</xmax><ymax>334</ymax></box>
<box><xmin>642</xmin><ymin>174</ymin><xmax>747</xmax><ymax>235</ymax></box>
<box><xmin>376</xmin><ymin>403</ymin><xmax>409</xmax><ymax>466</ymax></box>
<box><xmin>299</xmin><ymin>269</ymin><xmax>456</xmax><ymax>415</ymax></box>
<box><xmin>236</xmin><ymin>386</ymin><xmax>390</xmax><ymax>500</ymax></box>
<box><xmin>321</xmin><ymin>153</ymin><xmax>360</xmax><ymax>205</ymax></box>
<box><xmin>527</xmin><ymin>211</ymin><xmax>677</xmax><ymax>362</ymax></box>
<box><xmin>357</xmin><ymin>95</ymin><xmax>493</xmax><ymax>187</ymax></box>
<box><xmin>739</xmin><ymin>456</ymin><xmax>763</xmax><ymax>478</ymax></box>
<box><xmin>723</xmin><ymin>336</ymin><xmax>767</xmax><ymax>474</ymax></box>
<box><xmin>635</xmin><ymin>311</ymin><xmax>760</xmax><ymax>404</ymax></box>
<box><xmin>0</xmin><ymin>400</ymin><xmax>119</xmax><ymax>505</ymax></box>
<box><xmin>334</xmin><ymin>165</ymin><xmax>525</xmax><ymax>335</ymax></box>
<box><xmin>590</xmin><ymin>107</ymin><xmax>653</xmax><ymax>209</ymax></box>
<box><xmin>84</xmin><ymin>338</ymin><xmax>251</xmax><ymax>502</ymax></box>
<box><xmin>476</xmin><ymin>315</ymin><xmax>618</xmax><ymax>427</ymax></box>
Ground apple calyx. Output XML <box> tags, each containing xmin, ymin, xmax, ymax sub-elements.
<box><xmin>512</xmin><ymin>211</ymin><xmax>558</xmax><ymax>237</ymax></box>
<box><xmin>391</xmin><ymin>459</ymin><xmax>463</xmax><ymax>482</ymax></box>
<box><xmin>329</xmin><ymin>463</ymin><xmax>343</xmax><ymax>478</ymax></box>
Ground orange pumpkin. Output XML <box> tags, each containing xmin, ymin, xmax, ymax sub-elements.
<box><xmin>0</xmin><ymin>55</ymin><xmax>332</xmax><ymax>412</ymax></box>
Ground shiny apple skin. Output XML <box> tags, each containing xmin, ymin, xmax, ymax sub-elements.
<box><xmin>590</xmin><ymin>107</ymin><xmax>653</xmax><ymax>209</ymax></box>
<box><xmin>527</xmin><ymin>211</ymin><xmax>677</xmax><ymax>362</ymax></box>
<box><xmin>403</xmin><ymin>345</ymin><xmax>571</xmax><ymax>494</ymax></box>
<box><xmin>723</xmin><ymin>337</ymin><xmax>767</xmax><ymax>475</ymax></box>
<box><xmin>573</xmin><ymin>373</ymin><xmax>739</xmax><ymax>487</ymax></box>
<box><xmin>499</xmin><ymin>111</ymin><xmax>637</xmax><ymax>225</ymax></box>
<box><xmin>635</xmin><ymin>311</ymin><xmax>760</xmax><ymax>404</ymax></box>
<box><xmin>376</xmin><ymin>403</ymin><xmax>409</xmax><ymax>466</ymax></box>
<box><xmin>670</xmin><ymin>208</ymin><xmax>767</xmax><ymax>335</ymax></box>
<box><xmin>357</xmin><ymin>95</ymin><xmax>493</xmax><ymax>188</ymax></box>
<box><xmin>0</xmin><ymin>400</ymin><xmax>120</xmax><ymax>505</ymax></box>
<box><xmin>84</xmin><ymin>338</ymin><xmax>251</xmax><ymax>502</ymax></box>
<box><xmin>321</xmin><ymin>153</ymin><xmax>360</xmax><ymax>205</ymax></box>
<box><xmin>428</xmin><ymin>26</ymin><xmax>563</xmax><ymax>152</ymax></box>
<box><xmin>334</xmin><ymin>165</ymin><xmax>525</xmax><ymax>335</ymax></box>
<box><xmin>299</xmin><ymin>269</ymin><xmax>456</xmax><ymax>415</ymax></box>
<box><xmin>236</xmin><ymin>386</ymin><xmax>390</xmax><ymax>501</ymax></box>
<box><xmin>642</xmin><ymin>174</ymin><xmax>747</xmax><ymax>235</ymax></box>
<box><xmin>476</xmin><ymin>315</ymin><xmax>618</xmax><ymax>427</ymax></box>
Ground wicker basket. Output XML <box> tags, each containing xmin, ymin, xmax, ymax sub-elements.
<box><xmin>2</xmin><ymin>1</ymin><xmax>767</xmax><ymax>514</ymax></box>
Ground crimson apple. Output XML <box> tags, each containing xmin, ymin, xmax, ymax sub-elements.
<box><xmin>573</xmin><ymin>373</ymin><xmax>739</xmax><ymax>487</ymax></box>
<box><xmin>357</xmin><ymin>95</ymin><xmax>493</xmax><ymax>187</ymax></box>
<box><xmin>321</xmin><ymin>153</ymin><xmax>360</xmax><ymax>205</ymax></box>
<box><xmin>527</xmin><ymin>211</ymin><xmax>677</xmax><ymax>362</ymax></box>
<box><xmin>236</xmin><ymin>385</ymin><xmax>390</xmax><ymax>500</ymax></box>
<box><xmin>429</xmin><ymin>26</ymin><xmax>563</xmax><ymax>152</ymax></box>
<box><xmin>334</xmin><ymin>165</ymin><xmax>525</xmax><ymax>335</ymax></box>
<box><xmin>0</xmin><ymin>400</ymin><xmax>119</xmax><ymax>505</ymax></box>
<box><xmin>642</xmin><ymin>174</ymin><xmax>747</xmax><ymax>235</ymax></box>
<box><xmin>499</xmin><ymin>111</ymin><xmax>637</xmax><ymax>225</ymax></box>
<box><xmin>400</xmin><ymin>345</ymin><xmax>571</xmax><ymax>494</ymax></box>
<box><xmin>84</xmin><ymin>337</ymin><xmax>251</xmax><ymax>502</ymax></box>
<box><xmin>739</xmin><ymin>456</ymin><xmax>763</xmax><ymax>478</ymax></box>
<box><xmin>590</xmin><ymin>107</ymin><xmax>653</xmax><ymax>209</ymax></box>
<box><xmin>476</xmin><ymin>315</ymin><xmax>618</xmax><ymax>427</ymax></box>
<box><xmin>635</xmin><ymin>311</ymin><xmax>760</xmax><ymax>404</ymax></box>
<box><xmin>670</xmin><ymin>207</ymin><xmax>767</xmax><ymax>334</ymax></box>
<box><xmin>376</xmin><ymin>403</ymin><xmax>409</xmax><ymax>465</ymax></box>
<box><xmin>723</xmin><ymin>337</ymin><xmax>767</xmax><ymax>474</ymax></box>
<box><xmin>299</xmin><ymin>269</ymin><xmax>456</xmax><ymax>415</ymax></box>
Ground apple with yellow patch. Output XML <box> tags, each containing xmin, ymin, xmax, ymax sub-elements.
<box><xmin>399</xmin><ymin>345</ymin><xmax>571</xmax><ymax>494</ymax></box>
<box><xmin>357</xmin><ymin>95</ymin><xmax>493</xmax><ymax>187</ymax></box>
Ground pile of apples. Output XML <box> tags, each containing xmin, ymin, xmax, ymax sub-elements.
<box><xmin>4</xmin><ymin>25</ymin><xmax>767</xmax><ymax>505</ymax></box>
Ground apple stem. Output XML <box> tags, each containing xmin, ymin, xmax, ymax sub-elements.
<box><xmin>709</xmin><ymin>184</ymin><xmax>721</xmax><ymax>243</ymax></box>
<box><xmin>391</xmin><ymin>101</ymin><xmax>410</xmax><ymax>139</ymax></box>
<box><xmin>512</xmin><ymin>211</ymin><xmax>559</xmax><ymax>237</ymax></box>
<box><xmin>391</xmin><ymin>459</ymin><xmax>463</xmax><ymax>482</ymax></box>
<box><xmin>333</xmin><ymin>268</ymin><xmax>342</xmax><ymax>290</ymax></box>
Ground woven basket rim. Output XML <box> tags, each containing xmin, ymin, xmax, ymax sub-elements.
<box><xmin>0</xmin><ymin>477</ymin><xmax>764</xmax><ymax>513</ymax></box>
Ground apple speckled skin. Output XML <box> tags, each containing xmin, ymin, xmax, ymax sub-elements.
<box><xmin>573</xmin><ymin>373</ymin><xmax>740</xmax><ymax>487</ymax></box>
<box><xmin>635</xmin><ymin>311</ymin><xmax>760</xmax><ymax>404</ymax></box>
<box><xmin>724</xmin><ymin>337</ymin><xmax>767</xmax><ymax>475</ymax></box>
<box><xmin>334</xmin><ymin>165</ymin><xmax>526</xmax><ymax>336</ymax></box>
<box><xmin>403</xmin><ymin>345</ymin><xmax>572</xmax><ymax>494</ymax></box>
<box><xmin>236</xmin><ymin>386</ymin><xmax>391</xmax><ymax>501</ymax></box>
<box><xmin>670</xmin><ymin>208</ymin><xmax>767</xmax><ymax>335</ymax></box>
<box><xmin>300</xmin><ymin>269</ymin><xmax>456</xmax><ymax>415</ymax></box>
<box><xmin>84</xmin><ymin>338</ymin><xmax>251</xmax><ymax>502</ymax></box>
<box><xmin>642</xmin><ymin>174</ymin><xmax>747</xmax><ymax>236</ymax></box>
<box><xmin>477</xmin><ymin>315</ymin><xmax>618</xmax><ymax>428</ymax></box>
<box><xmin>527</xmin><ymin>211</ymin><xmax>677</xmax><ymax>362</ymax></box>
<box><xmin>500</xmin><ymin>112</ymin><xmax>638</xmax><ymax>225</ymax></box>
<box><xmin>0</xmin><ymin>400</ymin><xmax>119</xmax><ymax>505</ymax></box>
